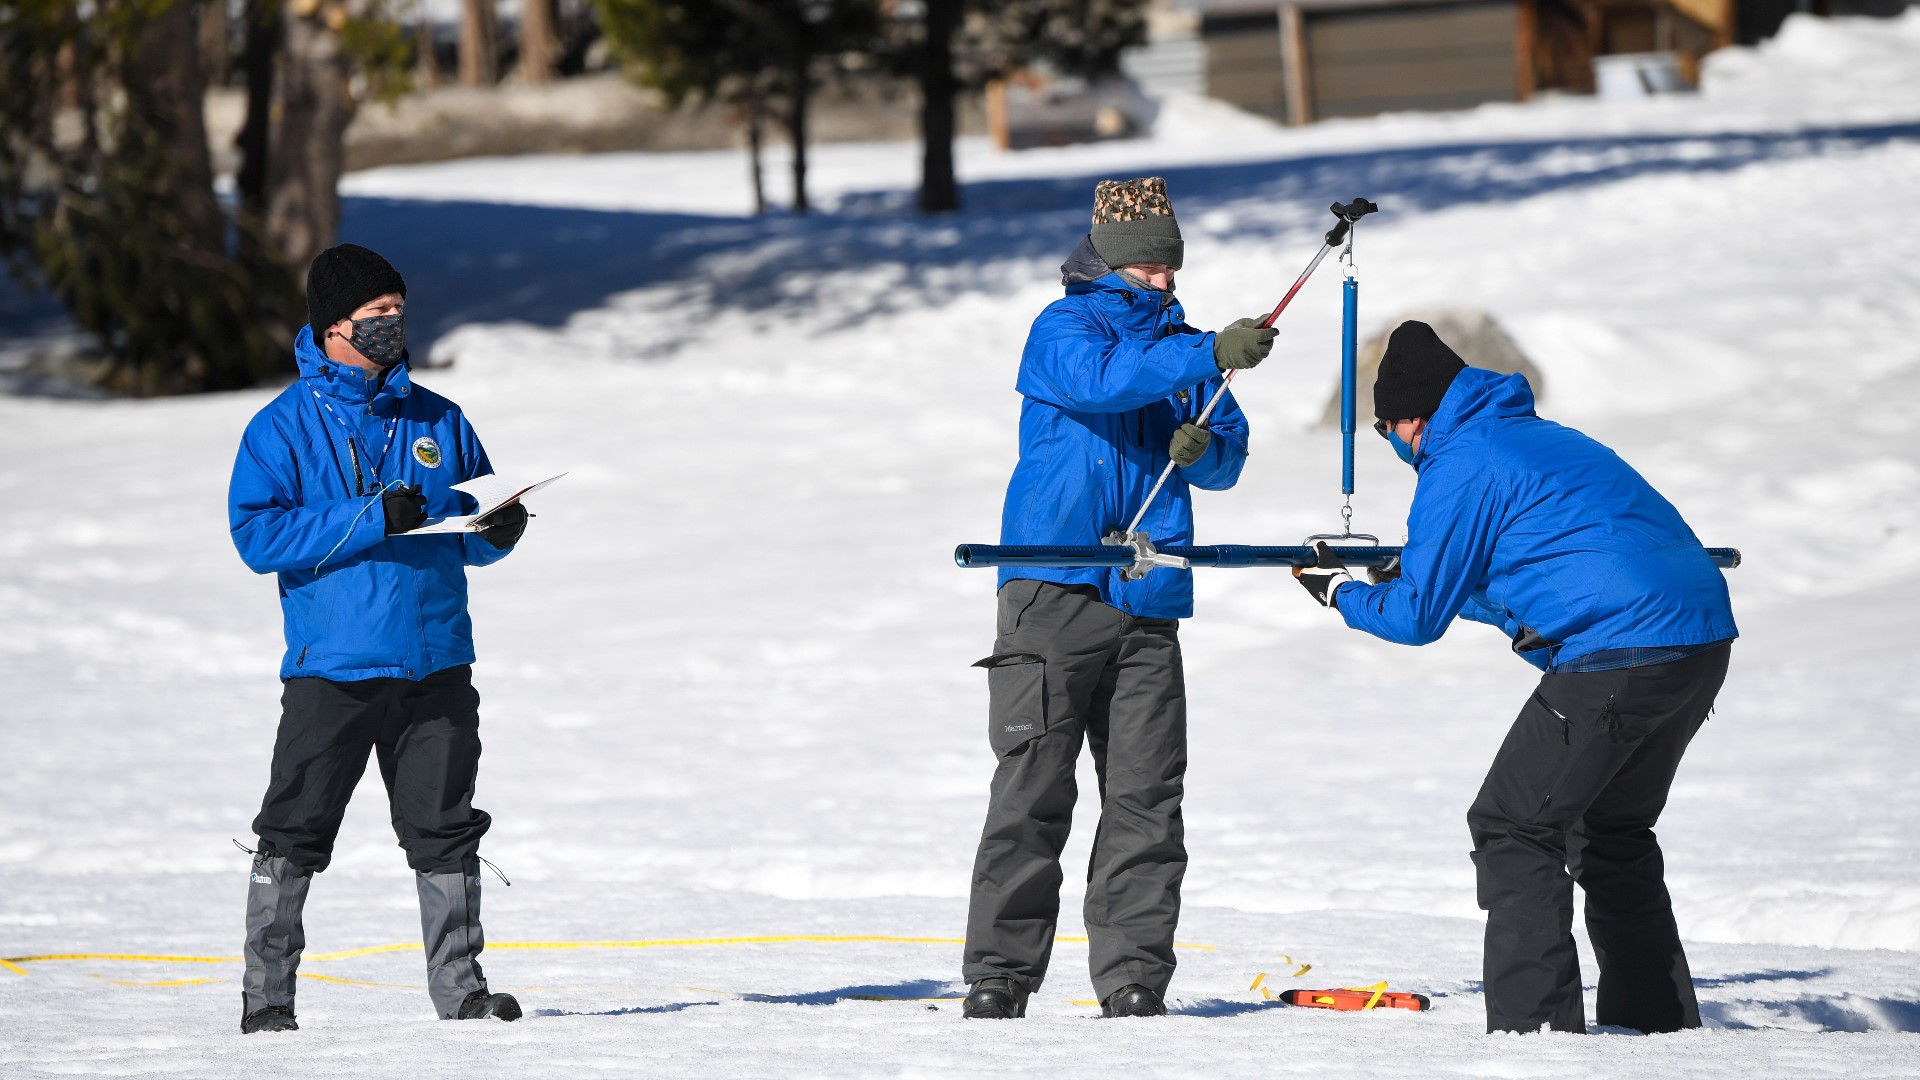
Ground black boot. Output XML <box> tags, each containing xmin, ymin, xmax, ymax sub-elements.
<box><xmin>456</xmin><ymin>988</ymin><xmax>523</xmax><ymax>1021</ymax></box>
<box><xmin>241</xmin><ymin>1001</ymin><xmax>299</xmax><ymax>1033</ymax></box>
<box><xmin>962</xmin><ymin>976</ymin><xmax>1029</xmax><ymax>1019</ymax></box>
<box><xmin>1101</xmin><ymin>984</ymin><xmax>1167</xmax><ymax>1018</ymax></box>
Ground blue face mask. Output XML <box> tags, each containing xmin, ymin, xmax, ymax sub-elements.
<box><xmin>1375</xmin><ymin>419</ymin><xmax>1418</xmax><ymax>466</ymax></box>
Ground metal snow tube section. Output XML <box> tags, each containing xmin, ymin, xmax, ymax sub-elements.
<box><xmin>954</xmin><ymin>545</ymin><xmax>1743</xmax><ymax>571</ymax></box>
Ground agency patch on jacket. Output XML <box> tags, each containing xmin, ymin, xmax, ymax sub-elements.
<box><xmin>413</xmin><ymin>436</ymin><xmax>443</xmax><ymax>468</ymax></box>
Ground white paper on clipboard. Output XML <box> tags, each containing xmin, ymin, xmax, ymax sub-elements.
<box><xmin>403</xmin><ymin>473</ymin><xmax>565</xmax><ymax>534</ymax></box>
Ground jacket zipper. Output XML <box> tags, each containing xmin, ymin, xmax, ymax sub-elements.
<box><xmin>347</xmin><ymin>440</ymin><xmax>366</xmax><ymax>496</ymax></box>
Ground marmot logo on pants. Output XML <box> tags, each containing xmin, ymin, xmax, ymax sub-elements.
<box><xmin>412</xmin><ymin>436</ymin><xmax>443</xmax><ymax>468</ymax></box>
<box><xmin>1004</xmin><ymin>724</ymin><xmax>1035</xmax><ymax>733</ymax></box>
<box><xmin>250</xmin><ymin>871</ymin><xmax>273</xmax><ymax>884</ymax></box>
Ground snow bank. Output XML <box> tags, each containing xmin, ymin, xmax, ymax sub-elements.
<box><xmin>4</xmin><ymin>12</ymin><xmax>1919</xmax><ymax>1078</ymax></box>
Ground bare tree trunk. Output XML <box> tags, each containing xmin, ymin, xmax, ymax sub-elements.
<box><xmin>416</xmin><ymin>18</ymin><xmax>442</xmax><ymax>89</ymax></box>
<box><xmin>266</xmin><ymin>7</ymin><xmax>357</xmax><ymax>280</ymax></box>
<box><xmin>746</xmin><ymin>83</ymin><xmax>766</xmax><ymax>216</ymax></box>
<box><xmin>199</xmin><ymin>0</ymin><xmax>233</xmax><ymax>87</ymax></box>
<box><xmin>918</xmin><ymin>0</ymin><xmax>961</xmax><ymax>213</ymax></box>
<box><xmin>236</xmin><ymin>0</ymin><xmax>281</xmax><ymax>225</ymax></box>
<box><xmin>459</xmin><ymin>0</ymin><xmax>499</xmax><ymax>87</ymax></box>
<box><xmin>516</xmin><ymin>0</ymin><xmax>558</xmax><ymax>85</ymax></box>
<box><xmin>118</xmin><ymin>0</ymin><xmax>231</xmax><ymax>390</ymax></box>
<box><xmin>787</xmin><ymin>47</ymin><xmax>809</xmax><ymax>214</ymax></box>
<box><xmin>125</xmin><ymin>0</ymin><xmax>226</xmax><ymax>254</ymax></box>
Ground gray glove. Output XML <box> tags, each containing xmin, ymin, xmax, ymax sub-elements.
<box><xmin>1213</xmin><ymin>317</ymin><xmax>1276</xmax><ymax>371</ymax></box>
<box><xmin>1169</xmin><ymin>422</ymin><xmax>1211</xmax><ymax>468</ymax></box>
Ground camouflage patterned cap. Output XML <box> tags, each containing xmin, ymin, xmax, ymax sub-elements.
<box><xmin>1088</xmin><ymin>177</ymin><xmax>1184</xmax><ymax>271</ymax></box>
<box><xmin>1091</xmin><ymin>177</ymin><xmax>1176</xmax><ymax>225</ymax></box>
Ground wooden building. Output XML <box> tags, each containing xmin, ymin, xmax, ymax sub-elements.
<box><xmin>1189</xmin><ymin>0</ymin><xmax>1737</xmax><ymax>125</ymax></box>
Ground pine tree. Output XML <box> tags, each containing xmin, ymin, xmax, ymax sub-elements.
<box><xmin>595</xmin><ymin>1</ymin><xmax>880</xmax><ymax>215</ymax></box>
<box><xmin>896</xmin><ymin>0</ymin><xmax>1148</xmax><ymax>213</ymax></box>
<box><xmin>0</xmin><ymin>0</ymin><xmax>298</xmax><ymax>395</ymax></box>
<box><xmin>0</xmin><ymin>0</ymin><xmax>415</xmax><ymax>394</ymax></box>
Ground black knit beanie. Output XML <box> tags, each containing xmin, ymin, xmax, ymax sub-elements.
<box><xmin>307</xmin><ymin>244</ymin><xmax>407</xmax><ymax>340</ymax></box>
<box><xmin>1373</xmin><ymin>320</ymin><xmax>1467</xmax><ymax>421</ymax></box>
<box><xmin>1088</xmin><ymin>177</ymin><xmax>1183</xmax><ymax>271</ymax></box>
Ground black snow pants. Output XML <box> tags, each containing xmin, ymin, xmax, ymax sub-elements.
<box><xmin>1468</xmin><ymin>642</ymin><xmax>1730</xmax><ymax>1034</ymax></box>
<box><xmin>253</xmin><ymin>664</ymin><xmax>491</xmax><ymax>874</ymax></box>
<box><xmin>963</xmin><ymin>580</ymin><xmax>1188</xmax><ymax>1001</ymax></box>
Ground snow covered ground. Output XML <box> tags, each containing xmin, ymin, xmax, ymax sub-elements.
<box><xmin>4</xmin><ymin>13</ymin><xmax>1919</xmax><ymax>1078</ymax></box>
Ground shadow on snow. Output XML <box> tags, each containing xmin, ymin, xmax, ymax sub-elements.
<box><xmin>530</xmin><ymin>999</ymin><xmax>720</xmax><ymax>1018</ymax></box>
<box><xmin>5</xmin><ymin>121</ymin><xmax>1917</xmax><ymax>390</ymax></box>
<box><xmin>342</xmin><ymin>120</ymin><xmax>1920</xmax><ymax>360</ymax></box>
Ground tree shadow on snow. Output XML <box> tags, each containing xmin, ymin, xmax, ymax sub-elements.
<box><xmin>6</xmin><ymin>120</ymin><xmax>1916</xmax><ymax>388</ymax></box>
<box><xmin>1169</xmin><ymin>997</ymin><xmax>1287</xmax><ymax>1018</ymax></box>
<box><xmin>336</xmin><ymin>119</ymin><xmax>1920</xmax><ymax>362</ymax></box>
<box><xmin>722</xmin><ymin>978</ymin><xmax>964</xmax><ymax>1005</ymax></box>
<box><xmin>1700</xmin><ymin>994</ymin><xmax>1920</xmax><ymax>1033</ymax></box>
<box><xmin>1693</xmin><ymin>967</ymin><xmax>1832</xmax><ymax>989</ymax></box>
<box><xmin>530</xmin><ymin>999</ymin><xmax>720</xmax><ymax>1018</ymax></box>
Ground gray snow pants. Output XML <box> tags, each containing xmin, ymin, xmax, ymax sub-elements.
<box><xmin>962</xmin><ymin>580</ymin><xmax>1188</xmax><ymax>1001</ymax></box>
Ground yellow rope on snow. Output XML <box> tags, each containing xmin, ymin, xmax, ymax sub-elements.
<box><xmin>3</xmin><ymin>933</ymin><xmax>1216</xmax><ymax>976</ymax></box>
<box><xmin>303</xmin><ymin>973</ymin><xmax>420</xmax><ymax>989</ymax></box>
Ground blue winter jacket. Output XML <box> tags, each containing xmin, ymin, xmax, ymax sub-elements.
<box><xmin>997</xmin><ymin>238</ymin><xmax>1250</xmax><ymax>619</ymax></box>
<box><xmin>1336</xmin><ymin>366</ymin><xmax>1736</xmax><ymax>667</ymax></box>
<box><xmin>229</xmin><ymin>327</ymin><xmax>512</xmax><ymax>682</ymax></box>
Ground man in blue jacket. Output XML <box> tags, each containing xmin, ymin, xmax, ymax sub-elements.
<box><xmin>963</xmin><ymin>178</ymin><xmax>1271</xmax><ymax>1020</ymax></box>
<box><xmin>228</xmin><ymin>244</ymin><xmax>527</xmax><ymax>1033</ymax></box>
<box><xmin>1294</xmin><ymin>321</ymin><xmax>1737</xmax><ymax>1034</ymax></box>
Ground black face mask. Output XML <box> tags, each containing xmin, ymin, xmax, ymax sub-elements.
<box><xmin>348</xmin><ymin>312</ymin><xmax>406</xmax><ymax>368</ymax></box>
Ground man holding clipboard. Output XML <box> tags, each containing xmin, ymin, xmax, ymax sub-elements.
<box><xmin>227</xmin><ymin>244</ymin><xmax>530</xmax><ymax>1033</ymax></box>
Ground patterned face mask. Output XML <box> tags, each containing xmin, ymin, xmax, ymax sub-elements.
<box><xmin>348</xmin><ymin>312</ymin><xmax>406</xmax><ymax>368</ymax></box>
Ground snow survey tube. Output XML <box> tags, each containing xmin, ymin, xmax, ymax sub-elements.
<box><xmin>954</xmin><ymin>544</ymin><xmax>1743</xmax><ymax>571</ymax></box>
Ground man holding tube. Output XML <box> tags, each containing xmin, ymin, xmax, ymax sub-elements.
<box><xmin>1293</xmin><ymin>320</ymin><xmax>1737</xmax><ymax>1035</ymax></box>
<box><xmin>961</xmin><ymin>177</ymin><xmax>1273</xmax><ymax>1020</ymax></box>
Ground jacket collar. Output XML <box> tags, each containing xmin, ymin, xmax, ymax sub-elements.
<box><xmin>1060</xmin><ymin>236</ymin><xmax>1181</xmax><ymax>330</ymax></box>
<box><xmin>295</xmin><ymin>324</ymin><xmax>413</xmax><ymax>414</ymax></box>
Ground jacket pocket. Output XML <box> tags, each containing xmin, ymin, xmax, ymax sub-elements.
<box><xmin>974</xmin><ymin>652</ymin><xmax>1048</xmax><ymax>756</ymax></box>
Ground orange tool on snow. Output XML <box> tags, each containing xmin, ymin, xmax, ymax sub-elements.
<box><xmin>1279</xmin><ymin>983</ymin><xmax>1431</xmax><ymax>1012</ymax></box>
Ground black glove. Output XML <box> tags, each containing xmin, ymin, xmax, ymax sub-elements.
<box><xmin>1367</xmin><ymin>555</ymin><xmax>1402</xmax><ymax>586</ymax></box>
<box><xmin>1169</xmin><ymin>422</ymin><xmax>1211</xmax><ymax>468</ymax></box>
<box><xmin>475</xmin><ymin>502</ymin><xmax>528</xmax><ymax>550</ymax></box>
<box><xmin>1293</xmin><ymin>541</ymin><xmax>1353</xmax><ymax>608</ymax></box>
<box><xmin>382</xmin><ymin>483</ymin><xmax>426</xmax><ymax>534</ymax></box>
<box><xmin>1213</xmin><ymin>317</ymin><xmax>1277</xmax><ymax>371</ymax></box>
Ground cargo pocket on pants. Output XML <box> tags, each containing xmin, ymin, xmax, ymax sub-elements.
<box><xmin>973</xmin><ymin>652</ymin><xmax>1047</xmax><ymax>756</ymax></box>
